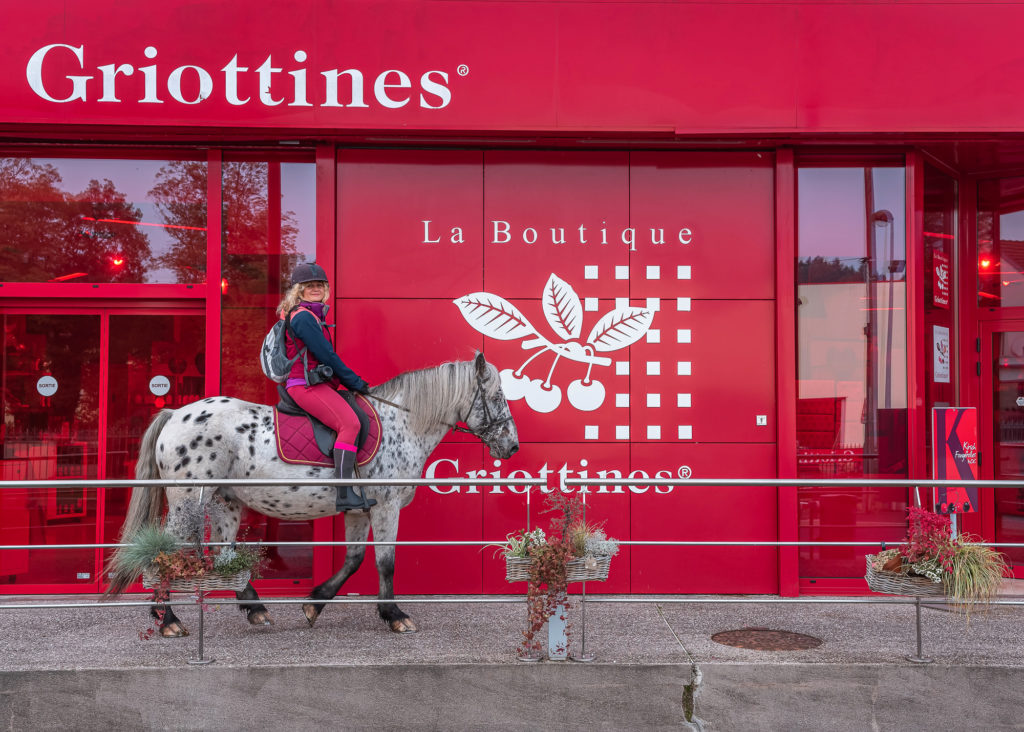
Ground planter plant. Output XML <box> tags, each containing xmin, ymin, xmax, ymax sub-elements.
<box><xmin>498</xmin><ymin>491</ymin><xmax>619</xmax><ymax>657</ymax></box>
<box><xmin>866</xmin><ymin>506</ymin><xmax>1008</xmax><ymax>619</ymax></box>
<box><xmin>105</xmin><ymin>500</ymin><xmax>265</xmax><ymax>636</ymax></box>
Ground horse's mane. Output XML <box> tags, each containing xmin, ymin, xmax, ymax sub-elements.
<box><xmin>373</xmin><ymin>358</ymin><xmax>500</xmax><ymax>433</ymax></box>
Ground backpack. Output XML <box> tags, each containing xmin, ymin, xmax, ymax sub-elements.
<box><xmin>259</xmin><ymin>309</ymin><xmax>308</xmax><ymax>383</ymax></box>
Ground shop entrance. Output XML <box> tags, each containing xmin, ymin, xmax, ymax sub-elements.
<box><xmin>980</xmin><ymin>320</ymin><xmax>1024</xmax><ymax>576</ymax></box>
<box><xmin>0</xmin><ymin>308</ymin><xmax>205</xmax><ymax>592</ymax></box>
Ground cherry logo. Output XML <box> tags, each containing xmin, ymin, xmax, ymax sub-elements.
<box><xmin>454</xmin><ymin>273</ymin><xmax>654</xmax><ymax>413</ymax></box>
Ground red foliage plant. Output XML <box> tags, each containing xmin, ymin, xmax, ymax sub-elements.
<box><xmin>519</xmin><ymin>492</ymin><xmax>584</xmax><ymax>657</ymax></box>
<box><xmin>899</xmin><ymin>506</ymin><xmax>957</xmax><ymax>573</ymax></box>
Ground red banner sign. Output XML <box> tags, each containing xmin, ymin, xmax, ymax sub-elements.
<box><xmin>8</xmin><ymin>3</ymin><xmax>1024</xmax><ymax>133</ymax></box>
<box><xmin>931</xmin><ymin>407</ymin><xmax>978</xmax><ymax>513</ymax></box>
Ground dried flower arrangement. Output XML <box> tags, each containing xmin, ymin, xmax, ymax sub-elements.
<box><xmin>498</xmin><ymin>491</ymin><xmax>619</xmax><ymax>657</ymax></box>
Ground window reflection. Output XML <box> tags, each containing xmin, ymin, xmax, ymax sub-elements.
<box><xmin>220</xmin><ymin>158</ymin><xmax>315</xmax><ymax>406</ymax></box>
<box><xmin>977</xmin><ymin>177</ymin><xmax>1024</xmax><ymax>307</ymax></box>
<box><xmin>0</xmin><ymin>157</ymin><xmax>207</xmax><ymax>283</ymax></box>
<box><xmin>220</xmin><ymin>157</ymin><xmax>316</xmax><ymax>582</ymax></box>
<box><xmin>923</xmin><ymin>167</ymin><xmax>957</xmax><ymax>473</ymax></box>
<box><xmin>796</xmin><ymin>166</ymin><xmax>908</xmax><ymax>579</ymax></box>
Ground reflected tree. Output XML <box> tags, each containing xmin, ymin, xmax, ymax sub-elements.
<box><xmin>149</xmin><ymin>160</ymin><xmax>301</xmax><ymax>293</ymax></box>
<box><xmin>149</xmin><ymin>161</ymin><xmax>208</xmax><ymax>283</ymax></box>
<box><xmin>0</xmin><ymin>159</ymin><xmax>151</xmax><ymax>283</ymax></box>
<box><xmin>798</xmin><ymin>256</ymin><xmax>866</xmax><ymax>285</ymax></box>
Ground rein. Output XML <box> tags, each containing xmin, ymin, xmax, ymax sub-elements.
<box><xmin>363</xmin><ymin>369</ymin><xmax>511</xmax><ymax>437</ymax></box>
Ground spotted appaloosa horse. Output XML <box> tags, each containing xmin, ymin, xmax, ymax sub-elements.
<box><xmin>106</xmin><ymin>353</ymin><xmax>518</xmax><ymax>636</ymax></box>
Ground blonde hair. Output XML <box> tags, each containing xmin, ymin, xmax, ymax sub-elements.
<box><xmin>276</xmin><ymin>280</ymin><xmax>331</xmax><ymax>317</ymax></box>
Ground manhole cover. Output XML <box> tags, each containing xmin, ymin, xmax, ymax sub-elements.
<box><xmin>711</xmin><ymin>628</ymin><xmax>822</xmax><ymax>651</ymax></box>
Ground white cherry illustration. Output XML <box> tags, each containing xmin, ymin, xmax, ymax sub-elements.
<box><xmin>567</xmin><ymin>379</ymin><xmax>605</xmax><ymax>411</ymax></box>
<box><xmin>523</xmin><ymin>353</ymin><xmax>563</xmax><ymax>413</ymax></box>
<box><xmin>453</xmin><ymin>276</ymin><xmax>656</xmax><ymax>415</ymax></box>
<box><xmin>524</xmin><ymin>379</ymin><xmax>562</xmax><ymax>413</ymax></box>
<box><xmin>500</xmin><ymin>368</ymin><xmax>531</xmax><ymax>400</ymax></box>
<box><xmin>567</xmin><ymin>346</ymin><xmax>606</xmax><ymax>411</ymax></box>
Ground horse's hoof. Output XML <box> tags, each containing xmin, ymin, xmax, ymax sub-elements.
<box><xmin>389</xmin><ymin>618</ymin><xmax>418</xmax><ymax>633</ymax></box>
<box><xmin>161</xmin><ymin>622</ymin><xmax>189</xmax><ymax>638</ymax></box>
<box><xmin>247</xmin><ymin>610</ymin><xmax>273</xmax><ymax>626</ymax></box>
<box><xmin>302</xmin><ymin>603</ymin><xmax>321</xmax><ymax>627</ymax></box>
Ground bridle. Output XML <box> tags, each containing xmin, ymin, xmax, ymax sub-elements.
<box><xmin>452</xmin><ymin>370</ymin><xmax>514</xmax><ymax>440</ymax></box>
<box><xmin>365</xmin><ymin>369</ymin><xmax>512</xmax><ymax>440</ymax></box>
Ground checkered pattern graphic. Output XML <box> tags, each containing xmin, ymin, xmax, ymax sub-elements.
<box><xmin>580</xmin><ymin>263</ymin><xmax>692</xmax><ymax>443</ymax></box>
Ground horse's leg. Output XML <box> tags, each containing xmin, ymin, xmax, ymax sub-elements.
<box><xmin>371</xmin><ymin>503</ymin><xmax>417</xmax><ymax>634</ymax></box>
<box><xmin>210</xmin><ymin>491</ymin><xmax>272</xmax><ymax>627</ymax></box>
<box><xmin>301</xmin><ymin>511</ymin><xmax>370</xmax><ymax>627</ymax></box>
<box><xmin>152</xmin><ymin>486</ymin><xmax>214</xmax><ymax>638</ymax></box>
<box><xmin>151</xmin><ymin>597</ymin><xmax>188</xmax><ymax>638</ymax></box>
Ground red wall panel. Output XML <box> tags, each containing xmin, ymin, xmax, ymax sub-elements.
<box><xmin>629</xmin><ymin>298</ymin><xmax>776</xmax><ymax>445</ymax></box>
<box><xmin>630</xmin><ymin>443</ymin><xmax>779</xmax><ymax>594</ymax></box>
<box><xmin>482</xmin><ymin>151</ymin><xmax>630</xmax><ymax>300</ymax></box>
<box><xmin>480</xmin><ymin>441</ymin><xmax>631</xmax><ymax>595</ymax></box>
<box><xmin>338</xmin><ymin>149</ymin><xmax>779</xmax><ymax>593</ymax></box>
<box><xmin>391</xmin><ymin>442</ymin><xmax>486</xmax><ymax>595</ymax></box>
<box><xmin>629</xmin><ymin>152</ymin><xmax>776</xmax><ymax>300</ymax></box>
<box><xmin>338</xmin><ymin>149</ymin><xmax>484</xmax><ymax>299</ymax></box>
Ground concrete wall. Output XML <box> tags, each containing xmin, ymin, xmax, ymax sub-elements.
<box><xmin>2</xmin><ymin>663</ymin><xmax>1022</xmax><ymax>731</ymax></box>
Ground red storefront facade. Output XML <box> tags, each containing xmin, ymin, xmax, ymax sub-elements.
<box><xmin>2</xmin><ymin>1</ymin><xmax>1024</xmax><ymax>597</ymax></box>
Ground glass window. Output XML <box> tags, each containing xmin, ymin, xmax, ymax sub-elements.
<box><xmin>0</xmin><ymin>156</ymin><xmax>207</xmax><ymax>284</ymax></box>
<box><xmin>796</xmin><ymin>165</ymin><xmax>909</xmax><ymax>579</ymax></box>
<box><xmin>103</xmin><ymin>313</ymin><xmax>206</xmax><ymax>556</ymax></box>
<box><xmin>977</xmin><ymin>177</ymin><xmax>1024</xmax><ymax>307</ymax></box>
<box><xmin>991</xmin><ymin>330</ymin><xmax>1024</xmax><ymax>567</ymax></box>
<box><xmin>923</xmin><ymin>166</ymin><xmax>957</xmax><ymax>472</ymax></box>
<box><xmin>221</xmin><ymin>158</ymin><xmax>315</xmax><ymax>406</ymax></box>
<box><xmin>220</xmin><ymin>156</ymin><xmax>316</xmax><ymax>583</ymax></box>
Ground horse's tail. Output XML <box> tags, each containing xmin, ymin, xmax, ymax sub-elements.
<box><xmin>102</xmin><ymin>408</ymin><xmax>174</xmax><ymax>597</ymax></box>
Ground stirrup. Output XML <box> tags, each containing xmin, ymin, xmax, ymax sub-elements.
<box><xmin>335</xmin><ymin>485</ymin><xmax>376</xmax><ymax>512</ymax></box>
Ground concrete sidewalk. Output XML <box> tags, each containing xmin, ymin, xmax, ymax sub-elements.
<box><xmin>2</xmin><ymin>588</ymin><xmax>1024</xmax><ymax>730</ymax></box>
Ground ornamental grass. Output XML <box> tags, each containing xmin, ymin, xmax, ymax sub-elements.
<box><xmin>871</xmin><ymin>506</ymin><xmax>1010</xmax><ymax>621</ymax></box>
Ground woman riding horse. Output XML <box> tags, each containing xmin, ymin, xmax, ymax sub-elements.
<box><xmin>279</xmin><ymin>261</ymin><xmax>375</xmax><ymax>512</ymax></box>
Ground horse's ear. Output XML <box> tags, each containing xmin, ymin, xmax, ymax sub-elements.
<box><xmin>474</xmin><ymin>351</ymin><xmax>487</xmax><ymax>377</ymax></box>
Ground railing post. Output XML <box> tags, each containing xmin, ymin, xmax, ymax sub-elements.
<box><xmin>905</xmin><ymin>596</ymin><xmax>933</xmax><ymax>664</ymax></box>
<box><xmin>187</xmin><ymin>591</ymin><xmax>214</xmax><ymax>665</ymax></box>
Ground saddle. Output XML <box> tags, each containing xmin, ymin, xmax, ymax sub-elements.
<box><xmin>273</xmin><ymin>386</ymin><xmax>382</xmax><ymax>468</ymax></box>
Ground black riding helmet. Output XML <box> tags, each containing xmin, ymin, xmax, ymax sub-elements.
<box><xmin>290</xmin><ymin>262</ymin><xmax>328</xmax><ymax>286</ymax></box>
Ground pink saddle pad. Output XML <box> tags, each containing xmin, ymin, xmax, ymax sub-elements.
<box><xmin>273</xmin><ymin>394</ymin><xmax>382</xmax><ymax>468</ymax></box>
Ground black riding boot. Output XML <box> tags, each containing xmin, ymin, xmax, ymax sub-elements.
<box><xmin>334</xmin><ymin>449</ymin><xmax>376</xmax><ymax>512</ymax></box>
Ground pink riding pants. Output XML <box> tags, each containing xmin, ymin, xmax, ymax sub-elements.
<box><xmin>285</xmin><ymin>383</ymin><xmax>360</xmax><ymax>450</ymax></box>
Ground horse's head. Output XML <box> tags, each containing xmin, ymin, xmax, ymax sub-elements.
<box><xmin>466</xmin><ymin>353</ymin><xmax>519</xmax><ymax>460</ymax></box>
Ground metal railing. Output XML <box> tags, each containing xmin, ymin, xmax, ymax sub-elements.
<box><xmin>1</xmin><ymin>476</ymin><xmax>1023</xmax><ymax>664</ymax></box>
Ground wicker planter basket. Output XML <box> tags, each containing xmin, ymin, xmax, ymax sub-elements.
<box><xmin>505</xmin><ymin>554</ymin><xmax>612</xmax><ymax>583</ymax></box>
<box><xmin>142</xmin><ymin>568</ymin><xmax>251</xmax><ymax>593</ymax></box>
<box><xmin>864</xmin><ymin>555</ymin><xmax>944</xmax><ymax>597</ymax></box>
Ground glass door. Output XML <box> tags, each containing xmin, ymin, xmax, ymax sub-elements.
<box><xmin>101</xmin><ymin>313</ymin><xmax>206</xmax><ymax>560</ymax></box>
<box><xmin>0</xmin><ymin>309</ymin><xmax>205</xmax><ymax>592</ymax></box>
<box><xmin>981</xmin><ymin>321</ymin><xmax>1024</xmax><ymax>576</ymax></box>
<box><xmin>1</xmin><ymin>313</ymin><xmax>100</xmax><ymax>588</ymax></box>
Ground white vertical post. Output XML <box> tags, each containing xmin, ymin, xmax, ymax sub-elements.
<box><xmin>548</xmin><ymin>600</ymin><xmax>569</xmax><ymax>660</ymax></box>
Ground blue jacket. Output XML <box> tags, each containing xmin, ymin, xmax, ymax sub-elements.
<box><xmin>285</xmin><ymin>303</ymin><xmax>369</xmax><ymax>392</ymax></box>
